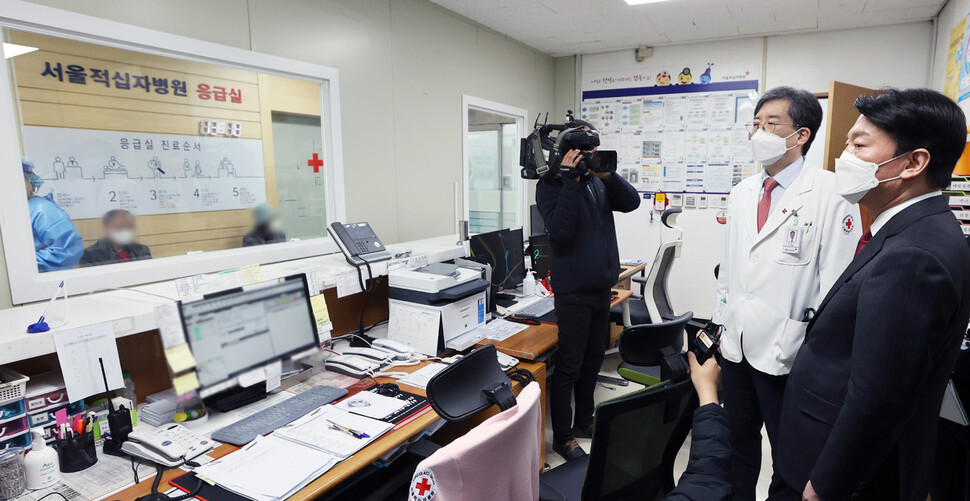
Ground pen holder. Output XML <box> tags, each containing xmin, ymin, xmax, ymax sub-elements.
<box><xmin>55</xmin><ymin>431</ymin><xmax>97</xmax><ymax>473</ymax></box>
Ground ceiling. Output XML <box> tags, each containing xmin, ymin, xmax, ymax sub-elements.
<box><xmin>429</xmin><ymin>0</ymin><xmax>946</xmax><ymax>57</ymax></box>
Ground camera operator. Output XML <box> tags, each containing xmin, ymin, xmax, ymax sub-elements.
<box><xmin>536</xmin><ymin>120</ymin><xmax>640</xmax><ymax>461</ymax></box>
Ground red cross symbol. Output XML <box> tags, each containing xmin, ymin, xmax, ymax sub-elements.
<box><xmin>307</xmin><ymin>153</ymin><xmax>324</xmax><ymax>173</ymax></box>
<box><xmin>414</xmin><ymin>478</ymin><xmax>432</xmax><ymax>496</ymax></box>
<box><xmin>782</xmin><ymin>209</ymin><xmax>787</xmax><ymax>214</ymax></box>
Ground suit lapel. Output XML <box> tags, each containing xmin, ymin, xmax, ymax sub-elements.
<box><xmin>808</xmin><ymin>196</ymin><xmax>952</xmax><ymax>331</ymax></box>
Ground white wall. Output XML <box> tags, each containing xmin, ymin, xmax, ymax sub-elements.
<box><xmin>0</xmin><ymin>0</ymin><xmax>560</xmax><ymax>308</ymax></box>
<box><xmin>583</xmin><ymin>21</ymin><xmax>934</xmax><ymax>319</ymax></box>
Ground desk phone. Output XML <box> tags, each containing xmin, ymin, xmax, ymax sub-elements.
<box><xmin>121</xmin><ymin>423</ymin><xmax>212</xmax><ymax>467</ymax></box>
<box><xmin>328</xmin><ymin>222</ymin><xmax>391</xmax><ymax>266</ymax></box>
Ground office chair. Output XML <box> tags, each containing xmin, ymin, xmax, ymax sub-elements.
<box><xmin>616</xmin><ymin>312</ymin><xmax>693</xmax><ymax>387</ymax></box>
<box><xmin>538</xmin><ymin>377</ymin><xmax>699</xmax><ymax>501</ymax></box>
<box><xmin>406</xmin><ymin>345</ymin><xmax>543</xmax><ymax>500</ymax></box>
<box><xmin>611</xmin><ymin>208</ymin><xmax>683</xmax><ymax>328</ymax></box>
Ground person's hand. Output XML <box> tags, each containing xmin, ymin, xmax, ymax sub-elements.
<box><xmin>687</xmin><ymin>351</ymin><xmax>720</xmax><ymax>406</ymax></box>
<box><xmin>560</xmin><ymin>149</ymin><xmax>582</xmax><ymax>181</ymax></box>
<box><xmin>803</xmin><ymin>480</ymin><xmax>822</xmax><ymax>501</ymax></box>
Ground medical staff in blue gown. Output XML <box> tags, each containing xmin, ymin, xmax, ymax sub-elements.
<box><xmin>23</xmin><ymin>158</ymin><xmax>82</xmax><ymax>271</ymax></box>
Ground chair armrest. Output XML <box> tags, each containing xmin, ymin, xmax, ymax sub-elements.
<box><xmin>631</xmin><ymin>276</ymin><xmax>648</xmax><ymax>284</ymax></box>
<box><xmin>406</xmin><ymin>437</ymin><xmax>442</xmax><ymax>460</ymax></box>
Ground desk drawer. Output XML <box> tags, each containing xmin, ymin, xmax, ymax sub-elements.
<box><xmin>27</xmin><ymin>401</ymin><xmax>84</xmax><ymax>428</ymax></box>
<box><xmin>25</xmin><ymin>389</ymin><xmax>67</xmax><ymax>413</ymax></box>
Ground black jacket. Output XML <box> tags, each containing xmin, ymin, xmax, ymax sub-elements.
<box><xmin>79</xmin><ymin>239</ymin><xmax>152</xmax><ymax>267</ymax></box>
<box><xmin>242</xmin><ymin>229</ymin><xmax>286</xmax><ymax>247</ymax></box>
<box><xmin>665</xmin><ymin>403</ymin><xmax>733</xmax><ymax>500</ymax></box>
<box><xmin>535</xmin><ymin>174</ymin><xmax>640</xmax><ymax>295</ymax></box>
<box><xmin>777</xmin><ymin>196</ymin><xmax>970</xmax><ymax>501</ymax></box>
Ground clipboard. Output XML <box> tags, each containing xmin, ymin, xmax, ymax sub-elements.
<box><xmin>170</xmin><ymin>471</ymin><xmax>249</xmax><ymax>501</ymax></box>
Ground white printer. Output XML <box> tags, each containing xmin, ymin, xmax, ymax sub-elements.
<box><xmin>388</xmin><ymin>262</ymin><xmax>489</xmax><ymax>354</ymax></box>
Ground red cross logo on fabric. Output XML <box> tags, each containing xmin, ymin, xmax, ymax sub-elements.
<box><xmin>409</xmin><ymin>470</ymin><xmax>437</xmax><ymax>500</ymax></box>
<box><xmin>415</xmin><ymin>479</ymin><xmax>431</xmax><ymax>495</ymax></box>
<box><xmin>307</xmin><ymin>153</ymin><xmax>324</xmax><ymax>173</ymax></box>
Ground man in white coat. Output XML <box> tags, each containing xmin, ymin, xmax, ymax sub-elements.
<box><xmin>713</xmin><ymin>87</ymin><xmax>861</xmax><ymax>501</ymax></box>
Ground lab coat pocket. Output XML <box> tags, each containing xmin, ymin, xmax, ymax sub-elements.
<box><xmin>774</xmin><ymin>226</ymin><xmax>815</xmax><ymax>266</ymax></box>
<box><xmin>773</xmin><ymin>318</ymin><xmax>809</xmax><ymax>369</ymax></box>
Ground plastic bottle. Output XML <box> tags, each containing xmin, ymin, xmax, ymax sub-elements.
<box><xmin>122</xmin><ymin>372</ymin><xmax>136</xmax><ymax>404</ymax></box>
<box><xmin>24</xmin><ymin>429</ymin><xmax>58</xmax><ymax>490</ymax></box>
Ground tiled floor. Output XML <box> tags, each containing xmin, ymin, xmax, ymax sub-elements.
<box><xmin>542</xmin><ymin>351</ymin><xmax>772</xmax><ymax>500</ymax></box>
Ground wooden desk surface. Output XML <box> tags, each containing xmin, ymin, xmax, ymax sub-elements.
<box><xmin>617</xmin><ymin>262</ymin><xmax>648</xmax><ymax>283</ymax></box>
<box><xmin>477</xmin><ymin>288</ymin><xmax>633</xmax><ymax>361</ymax></box>
<box><xmin>114</xmin><ymin>360</ymin><xmax>546</xmax><ymax>500</ymax></box>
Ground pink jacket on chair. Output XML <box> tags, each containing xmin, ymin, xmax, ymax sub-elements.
<box><xmin>408</xmin><ymin>381</ymin><xmax>543</xmax><ymax>501</ymax></box>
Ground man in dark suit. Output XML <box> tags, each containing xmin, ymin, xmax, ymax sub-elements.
<box><xmin>776</xmin><ymin>88</ymin><xmax>970</xmax><ymax>501</ymax></box>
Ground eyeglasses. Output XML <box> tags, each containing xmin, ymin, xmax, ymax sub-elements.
<box><xmin>743</xmin><ymin>122</ymin><xmax>799</xmax><ymax>135</ymax></box>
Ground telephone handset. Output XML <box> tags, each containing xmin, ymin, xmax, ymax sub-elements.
<box><xmin>328</xmin><ymin>222</ymin><xmax>392</xmax><ymax>266</ymax></box>
<box><xmin>121</xmin><ymin>424</ymin><xmax>212</xmax><ymax>467</ymax></box>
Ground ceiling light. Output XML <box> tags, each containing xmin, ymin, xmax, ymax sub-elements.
<box><xmin>624</xmin><ymin>0</ymin><xmax>673</xmax><ymax>5</ymax></box>
<box><xmin>3</xmin><ymin>43</ymin><xmax>38</xmax><ymax>59</ymax></box>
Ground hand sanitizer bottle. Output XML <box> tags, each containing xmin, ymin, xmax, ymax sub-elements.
<box><xmin>24</xmin><ymin>428</ymin><xmax>58</xmax><ymax>490</ymax></box>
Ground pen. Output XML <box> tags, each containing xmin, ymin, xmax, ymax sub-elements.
<box><xmin>326</xmin><ymin>419</ymin><xmax>369</xmax><ymax>439</ymax></box>
<box><xmin>35</xmin><ymin>281</ymin><xmax>64</xmax><ymax>326</ymax></box>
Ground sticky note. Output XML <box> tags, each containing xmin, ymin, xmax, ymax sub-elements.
<box><xmin>164</xmin><ymin>343</ymin><xmax>197</xmax><ymax>373</ymax></box>
<box><xmin>310</xmin><ymin>294</ymin><xmax>331</xmax><ymax>326</ymax></box>
<box><xmin>237</xmin><ymin>366</ymin><xmax>266</xmax><ymax>388</ymax></box>
<box><xmin>265</xmin><ymin>360</ymin><xmax>282</xmax><ymax>392</ymax></box>
<box><xmin>172</xmin><ymin>371</ymin><xmax>201</xmax><ymax>395</ymax></box>
<box><xmin>241</xmin><ymin>264</ymin><xmax>262</xmax><ymax>285</ymax></box>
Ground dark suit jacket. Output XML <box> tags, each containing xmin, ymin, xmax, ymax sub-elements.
<box><xmin>78</xmin><ymin>239</ymin><xmax>152</xmax><ymax>267</ymax></box>
<box><xmin>777</xmin><ymin>195</ymin><xmax>970</xmax><ymax>501</ymax></box>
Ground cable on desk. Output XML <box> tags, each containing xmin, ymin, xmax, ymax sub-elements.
<box><xmin>87</xmin><ymin>287</ymin><xmax>178</xmax><ymax>302</ymax></box>
<box><xmin>34</xmin><ymin>493</ymin><xmax>69</xmax><ymax>501</ymax></box>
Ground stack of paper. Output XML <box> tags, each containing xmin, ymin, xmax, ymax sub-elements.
<box><xmin>139</xmin><ymin>395</ymin><xmax>177</xmax><ymax>426</ymax></box>
<box><xmin>274</xmin><ymin>406</ymin><xmax>393</xmax><ymax>458</ymax></box>
<box><xmin>334</xmin><ymin>391</ymin><xmax>408</xmax><ymax>420</ymax></box>
<box><xmin>194</xmin><ymin>435</ymin><xmax>338</xmax><ymax>501</ymax></box>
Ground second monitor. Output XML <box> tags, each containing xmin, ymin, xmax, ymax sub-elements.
<box><xmin>469</xmin><ymin>227</ymin><xmax>525</xmax><ymax>292</ymax></box>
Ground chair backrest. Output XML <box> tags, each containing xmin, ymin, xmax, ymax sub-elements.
<box><xmin>618</xmin><ymin>312</ymin><xmax>692</xmax><ymax>366</ymax></box>
<box><xmin>643</xmin><ymin>208</ymin><xmax>683</xmax><ymax>322</ymax></box>
<box><xmin>581</xmin><ymin>377</ymin><xmax>698</xmax><ymax>501</ymax></box>
<box><xmin>426</xmin><ymin>344</ymin><xmax>515</xmax><ymax>422</ymax></box>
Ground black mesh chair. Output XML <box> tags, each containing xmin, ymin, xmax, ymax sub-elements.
<box><xmin>616</xmin><ymin>312</ymin><xmax>692</xmax><ymax>387</ymax></box>
<box><xmin>538</xmin><ymin>377</ymin><xmax>698</xmax><ymax>501</ymax></box>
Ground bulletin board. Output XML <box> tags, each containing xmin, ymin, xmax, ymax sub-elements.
<box><xmin>581</xmin><ymin>80</ymin><xmax>759</xmax><ymax>194</ymax></box>
<box><xmin>8</xmin><ymin>29</ymin><xmax>324</xmax><ymax>258</ymax></box>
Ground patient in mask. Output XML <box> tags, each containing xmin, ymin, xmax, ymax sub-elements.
<box><xmin>242</xmin><ymin>203</ymin><xmax>286</xmax><ymax>247</ymax></box>
<box><xmin>79</xmin><ymin>209</ymin><xmax>152</xmax><ymax>266</ymax></box>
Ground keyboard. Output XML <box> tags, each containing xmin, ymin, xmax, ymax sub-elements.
<box><xmin>513</xmin><ymin>297</ymin><xmax>555</xmax><ymax>319</ymax></box>
<box><xmin>211</xmin><ymin>385</ymin><xmax>348</xmax><ymax>446</ymax></box>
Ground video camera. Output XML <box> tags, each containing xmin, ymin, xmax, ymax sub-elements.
<box><xmin>520</xmin><ymin>110</ymin><xmax>617</xmax><ymax>180</ymax></box>
<box><xmin>690</xmin><ymin>320</ymin><xmax>723</xmax><ymax>364</ymax></box>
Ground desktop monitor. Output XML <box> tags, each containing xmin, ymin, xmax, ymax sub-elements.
<box><xmin>527</xmin><ymin>234</ymin><xmax>552</xmax><ymax>279</ymax></box>
<box><xmin>179</xmin><ymin>274</ymin><xmax>318</xmax><ymax>390</ymax></box>
<box><xmin>530</xmin><ymin>204</ymin><xmax>546</xmax><ymax>237</ymax></box>
<box><xmin>469</xmin><ymin>227</ymin><xmax>526</xmax><ymax>292</ymax></box>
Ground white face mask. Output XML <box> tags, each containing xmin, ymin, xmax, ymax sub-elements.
<box><xmin>834</xmin><ymin>150</ymin><xmax>907</xmax><ymax>204</ymax></box>
<box><xmin>750</xmin><ymin>128</ymin><xmax>800</xmax><ymax>166</ymax></box>
<box><xmin>108</xmin><ymin>229</ymin><xmax>135</xmax><ymax>246</ymax></box>
<box><xmin>269</xmin><ymin>219</ymin><xmax>283</xmax><ymax>233</ymax></box>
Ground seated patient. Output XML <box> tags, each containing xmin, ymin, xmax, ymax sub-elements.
<box><xmin>664</xmin><ymin>352</ymin><xmax>732</xmax><ymax>501</ymax></box>
<box><xmin>242</xmin><ymin>203</ymin><xmax>286</xmax><ymax>247</ymax></box>
<box><xmin>80</xmin><ymin>209</ymin><xmax>152</xmax><ymax>266</ymax></box>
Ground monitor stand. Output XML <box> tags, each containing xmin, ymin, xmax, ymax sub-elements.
<box><xmin>202</xmin><ymin>381</ymin><xmax>267</xmax><ymax>413</ymax></box>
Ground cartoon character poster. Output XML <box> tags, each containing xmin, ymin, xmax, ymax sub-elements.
<box><xmin>958</xmin><ymin>13</ymin><xmax>970</xmax><ymax>102</ymax></box>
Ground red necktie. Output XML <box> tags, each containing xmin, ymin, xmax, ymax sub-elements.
<box><xmin>854</xmin><ymin>229</ymin><xmax>872</xmax><ymax>257</ymax></box>
<box><xmin>757</xmin><ymin>177</ymin><xmax>780</xmax><ymax>232</ymax></box>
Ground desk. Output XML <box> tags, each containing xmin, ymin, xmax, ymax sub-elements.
<box><xmin>616</xmin><ymin>262</ymin><xmax>649</xmax><ymax>288</ymax></box>
<box><xmin>477</xmin><ymin>288</ymin><xmax>633</xmax><ymax>361</ymax></box>
<box><xmin>113</xmin><ymin>359</ymin><xmax>546</xmax><ymax>500</ymax></box>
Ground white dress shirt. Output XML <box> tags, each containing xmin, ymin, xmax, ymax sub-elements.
<box><xmin>759</xmin><ymin>156</ymin><xmax>805</xmax><ymax>216</ymax></box>
<box><xmin>870</xmin><ymin>191</ymin><xmax>944</xmax><ymax>235</ymax></box>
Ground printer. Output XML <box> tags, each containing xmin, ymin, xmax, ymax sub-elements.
<box><xmin>388</xmin><ymin>262</ymin><xmax>489</xmax><ymax>354</ymax></box>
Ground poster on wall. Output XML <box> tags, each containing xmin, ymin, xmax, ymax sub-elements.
<box><xmin>22</xmin><ymin>126</ymin><xmax>267</xmax><ymax>220</ymax></box>
<box><xmin>581</xmin><ymin>44</ymin><xmax>760</xmax><ymax>194</ymax></box>
<box><xmin>956</xmin><ymin>12</ymin><xmax>970</xmax><ymax>112</ymax></box>
<box><xmin>945</xmin><ymin>16</ymin><xmax>966</xmax><ymax>100</ymax></box>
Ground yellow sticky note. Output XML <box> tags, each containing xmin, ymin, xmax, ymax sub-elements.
<box><xmin>241</xmin><ymin>264</ymin><xmax>262</xmax><ymax>285</ymax></box>
<box><xmin>172</xmin><ymin>371</ymin><xmax>201</xmax><ymax>396</ymax></box>
<box><xmin>310</xmin><ymin>294</ymin><xmax>331</xmax><ymax>326</ymax></box>
<box><xmin>164</xmin><ymin>343</ymin><xmax>197</xmax><ymax>373</ymax></box>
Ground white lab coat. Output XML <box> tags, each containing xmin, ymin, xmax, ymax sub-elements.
<box><xmin>713</xmin><ymin>162</ymin><xmax>861</xmax><ymax>376</ymax></box>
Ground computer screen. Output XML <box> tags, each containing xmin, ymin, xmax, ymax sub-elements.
<box><xmin>469</xmin><ymin>227</ymin><xmax>526</xmax><ymax>291</ymax></box>
<box><xmin>179</xmin><ymin>275</ymin><xmax>318</xmax><ymax>388</ymax></box>
<box><xmin>528</xmin><ymin>233</ymin><xmax>552</xmax><ymax>279</ymax></box>
<box><xmin>530</xmin><ymin>204</ymin><xmax>546</xmax><ymax>237</ymax></box>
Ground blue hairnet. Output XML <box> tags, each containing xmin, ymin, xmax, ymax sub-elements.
<box><xmin>22</xmin><ymin>157</ymin><xmax>43</xmax><ymax>191</ymax></box>
<box><xmin>253</xmin><ymin>203</ymin><xmax>277</xmax><ymax>225</ymax></box>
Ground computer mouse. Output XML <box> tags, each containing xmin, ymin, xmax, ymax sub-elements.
<box><xmin>376</xmin><ymin>383</ymin><xmax>400</xmax><ymax>396</ymax></box>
